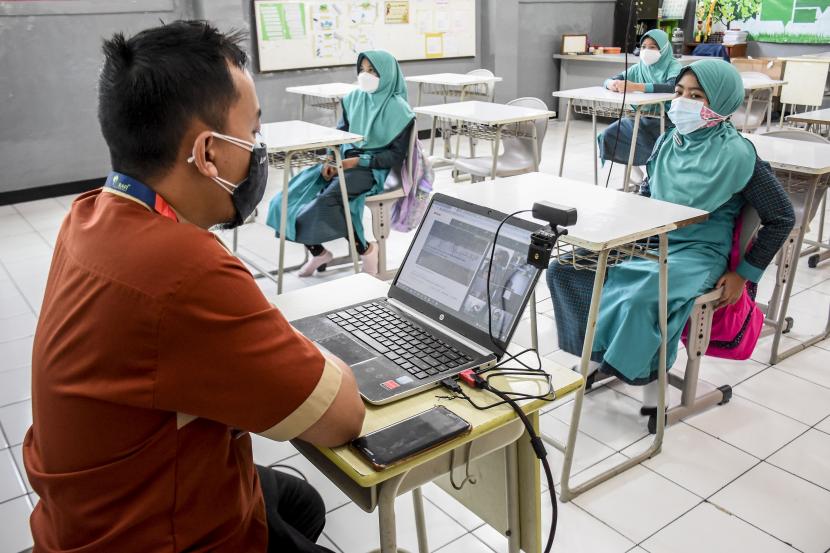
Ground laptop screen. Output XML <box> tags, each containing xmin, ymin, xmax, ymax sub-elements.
<box><xmin>393</xmin><ymin>195</ymin><xmax>540</xmax><ymax>345</ymax></box>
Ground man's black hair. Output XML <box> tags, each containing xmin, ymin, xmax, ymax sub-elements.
<box><xmin>98</xmin><ymin>20</ymin><xmax>248</xmax><ymax>183</ymax></box>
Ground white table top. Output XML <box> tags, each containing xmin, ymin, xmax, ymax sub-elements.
<box><xmin>405</xmin><ymin>73</ymin><xmax>503</xmax><ymax>86</ymax></box>
<box><xmin>413</xmin><ymin>100</ymin><xmax>554</xmax><ymax>125</ymax></box>
<box><xmin>261</xmin><ymin>120</ymin><xmax>363</xmax><ymax>152</ymax></box>
<box><xmin>285</xmin><ymin>82</ymin><xmax>358</xmax><ymax>98</ymax></box>
<box><xmin>777</xmin><ymin>56</ymin><xmax>830</xmax><ymax>64</ymax></box>
<box><xmin>743</xmin><ymin>133</ymin><xmax>830</xmax><ymax>175</ymax></box>
<box><xmin>553</xmin><ymin>53</ymin><xmax>708</xmax><ymax>64</ymax></box>
<box><xmin>553</xmin><ymin>86</ymin><xmax>676</xmax><ymax>106</ymax></box>
<box><xmin>742</xmin><ymin>77</ymin><xmax>787</xmax><ymax>90</ymax></box>
<box><xmin>441</xmin><ymin>172</ymin><xmax>708</xmax><ymax>251</ymax></box>
<box><xmin>785</xmin><ymin>107</ymin><xmax>830</xmax><ymax>125</ymax></box>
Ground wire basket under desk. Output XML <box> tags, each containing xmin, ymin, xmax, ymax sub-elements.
<box><xmin>267</xmin><ymin>148</ymin><xmax>330</xmax><ymax>170</ymax></box>
<box><xmin>419</xmin><ymin>82</ymin><xmax>492</xmax><ymax>99</ymax></box>
<box><xmin>571</xmin><ymin>101</ymin><xmax>664</xmax><ymax>119</ymax></box>
<box><xmin>555</xmin><ymin>236</ymin><xmax>661</xmax><ymax>272</ymax></box>
<box><xmin>303</xmin><ymin>95</ymin><xmax>340</xmax><ymax>112</ymax></box>
<box><xmin>437</xmin><ymin>120</ymin><xmax>537</xmax><ymax>141</ymax></box>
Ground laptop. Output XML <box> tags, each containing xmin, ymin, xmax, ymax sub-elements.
<box><xmin>291</xmin><ymin>193</ymin><xmax>544</xmax><ymax>405</ymax></box>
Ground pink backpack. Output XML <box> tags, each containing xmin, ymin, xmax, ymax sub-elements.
<box><xmin>682</xmin><ymin>213</ymin><xmax>765</xmax><ymax>360</ymax></box>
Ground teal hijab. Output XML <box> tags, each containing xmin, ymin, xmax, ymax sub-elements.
<box><xmin>625</xmin><ymin>29</ymin><xmax>682</xmax><ymax>84</ymax></box>
<box><xmin>647</xmin><ymin>59</ymin><xmax>756</xmax><ymax>213</ymax></box>
<box><xmin>341</xmin><ymin>50</ymin><xmax>414</xmax><ymax>149</ymax></box>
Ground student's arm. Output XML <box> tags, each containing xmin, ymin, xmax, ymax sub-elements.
<box><xmin>736</xmin><ymin>158</ymin><xmax>796</xmax><ymax>283</ymax></box>
<box><xmin>643</xmin><ymin>81</ymin><xmax>676</xmax><ymax>93</ymax></box>
<box><xmin>604</xmin><ymin>71</ymin><xmax>626</xmax><ymax>90</ymax></box>
<box><xmin>357</xmin><ymin>119</ymin><xmax>415</xmax><ymax>170</ymax></box>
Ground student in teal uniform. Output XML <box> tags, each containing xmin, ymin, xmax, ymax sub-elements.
<box><xmin>266</xmin><ymin>50</ymin><xmax>415</xmax><ymax>276</ymax></box>
<box><xmin>549</xmin><ymin>59</ymin><xmax>795</xmax><ymax>414</ymax></box>
<box><xmin>599</xmin><ymin>29</ymin><xmax>682</xmax><ymax>183</ymax></box>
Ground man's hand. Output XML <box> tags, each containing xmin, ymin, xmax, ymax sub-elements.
<box><xmin>715</xmin><ymin>271</ymin><xmax>747</xmax><ymax>309</ymax></box>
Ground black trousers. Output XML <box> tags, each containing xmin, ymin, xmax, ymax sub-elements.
<box><xmin>256</xmin><ymin>464</ymin><xmax>334</xmax><ymax>553</ymax></box>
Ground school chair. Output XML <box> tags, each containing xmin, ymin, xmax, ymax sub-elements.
<box><xmin>648</xmin><ymin>205</ymin><xmax>761</xmax><ymax>433</ymax></box>
<box><xmin>451</xmin><ymin>97</ymin><xmax>549</xmax><ymax>182</ymax></box>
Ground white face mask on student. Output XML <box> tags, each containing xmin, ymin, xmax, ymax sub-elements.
<box><xmin>640</xmin><ymin>48</ymin><xmax>661</xmax><ymax>66</ymax></box>
<box><xmin>358</xmin><ymin>72</ymin><xmax>380</xmax><ymax>93</ymax></box>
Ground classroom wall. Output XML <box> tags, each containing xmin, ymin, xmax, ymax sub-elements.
<box><xmin>0</xmin><ymin>0</ymin><xmax>483</xmax><ymax>195</ymax></box>
<box><xmin>0</xmin><ymin>0</ymin><xmax>195</xmax><ymax>195</ymax></box>
<box><xmin>518</xmin><ymin>0</ymin><xmax>615</xmax><ymax>110</ymax></box>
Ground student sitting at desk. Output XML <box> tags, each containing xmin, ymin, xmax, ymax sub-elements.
<box><xmin>599</xmin><ymin>29</ymin><xmax>681</xmax><ymax>183</ymax></box>
<box><xmin>266</xmin><ymin>50</ymin><xmax>415</xmax><ymax>276</ymax></box>
<box><xmin>24</xmin><ymin>21</ymin><xmax>364</xmax><ymax>553</ymax></box>
<box><xmin>548</xmin><ymin>59</ymin><xmax>794</xmax><ymax>415</ymax></box>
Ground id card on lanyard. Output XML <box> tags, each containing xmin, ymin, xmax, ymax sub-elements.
<box><xmin>103</xmin><ymin>172</ymin><xmax>179</xmax><ymax>222</ymax></box>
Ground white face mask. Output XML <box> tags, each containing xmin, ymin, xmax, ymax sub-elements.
<box><xmin>358</xmin><ymin>71</ymin><xmax>380</xmax><ymax>93</ymax></box>
<box><xmin>640</xmin><ymin>48</ymin><xmax>661</xmax><ymax>66</ymax></box>
<box><xmin>668</xmin><ymin>97</ymin><xmax>726</xmax><ymax>135</ymax></box>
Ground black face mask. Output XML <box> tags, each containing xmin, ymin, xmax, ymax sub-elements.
<box><xmin>220</xmin><ymin>142</ymin><xmax>268</xmax><ymax>229</ymax></box>
<box><xmin>189</xmin><ymin>131</ymin><xmax>269</xmax><ymax>229</ymax></box>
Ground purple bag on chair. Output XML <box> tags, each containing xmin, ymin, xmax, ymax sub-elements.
<box><xmin>682</xmin><ymin>217</ymin><xmax>764</xmax><ymax>360</ymax></box>
<box><xmin>391</xmin><ymin>137</ymin><xmax>433</xmax><ymax>232</ymax></box>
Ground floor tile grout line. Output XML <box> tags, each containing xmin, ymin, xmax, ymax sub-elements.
<box><xmin>0</xmin><ymin>258</ymin><xmax>39</xmax><ymax>318</ymax></box>
<box><xmin>434</xmin><ymin>531</ymin><xmax>496</xmax><ymax>553</ymax></box>
<box><xmin>731</xmin><ymin>381</ymin><xmax>830</xmax><ymax>425</ymax></box>
<box><xmin>321</xmin><ymin>531</ymin><xmax>345</xmax><ymax>553</ymax></box>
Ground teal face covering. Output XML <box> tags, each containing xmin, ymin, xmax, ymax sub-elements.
<box><xmin>647</xmin><ymin>59</ymin><xmax>757</xmax><ymax>213</ymax></box>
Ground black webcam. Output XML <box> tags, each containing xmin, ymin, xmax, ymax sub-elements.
<box><xmin>526</xmin><ymin>201</ymin><xmax>578</xmax><ymax>269</ymax></box>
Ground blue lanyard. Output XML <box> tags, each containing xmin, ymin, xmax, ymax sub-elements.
<box><xmin>103</xmin><ymin>172</ymin><xmax>177</xmax><ymax>220</ymax></box>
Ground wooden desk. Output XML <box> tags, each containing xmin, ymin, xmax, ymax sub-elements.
<box><xmin>742</xmin><ymin>133</ymin><xmax>830</xmax><ymax>363</ymax></box>
<box><xmin>552</xmin><ymin>86</ymin><xmax>676</xmax><ymax>187</ymax></box>
<box><xmin>258</xmin><ymin>121</ymin><xmax>363</xmax><ymax>294</ymax></box>
<box><xmin>274</xmin><ymin>274</ymin><xmax>583</xmax><ymax>553</ymax></box>
<box><xmin>406</xmin><ymin>73</ymin><xmax>502</xmax><ymax>106</ymax></box>
<box><xmin>413</xmin><ymin>101</ymin><xmax>554</xmax><ymax>178</ymax></box>
<box><xmin>285</xmin><ymin>82</ymin><xmax>358</xmax><ymax>124</ymax></box>
<box><xmin>442</xmin><ymin>172</ymin><xmax>709</xmax><ymax>502</ymax></box>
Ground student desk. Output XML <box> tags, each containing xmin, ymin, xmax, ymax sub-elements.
<box><xmin>443</xmin><ymin>172</ymin><xmax>708</xmax><ymax>501</ymax></box>
<box><xmin>552</xmin><ymin>86</ymin><xmax>675</xmax><ymax>188</ymax></box>
<box><xmin>285</xmin><ymin>83</ymin><xmax>358</xmax><ymax>124</ymax></box>
<box><xmin>786</xmin><ymin>107</ymin><xmax>830</xmax><ymax>136</ymax></box>
<box><xmin>274</xmin><ymin>274</ymin><xmax>583</xmax><ymax>553</ymax></box>
<box><xmin>742</xmin><ymin>133</ymin><xmax>830</xmax><ymax>363</ymax></box>
<box><xmin>741</xmin><ymin>76</ymin><xmax>787</xmax><ymax>132</ymax></box>
<box><xmin>258</xmin><ymin>121</ymin><xmax>363</xmax><ymax>294</ymax></box>
<box><xmin>553</xmin><ymin>54</ymin><xmax>707</xmax><ymax>97</ymax></box>
<box><xmin>406</xmin><ymin>73</ymin><xmax>502</xmax><ymax>106</ymax></box>
<box><xmin>412</xmin><ymin>101</ymin><xmax>554</xmax><ymax>177</ymax></box>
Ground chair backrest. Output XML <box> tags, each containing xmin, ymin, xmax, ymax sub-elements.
<box><xmin>467</xmin><ymin>68</ymin><xmax>496</xmax><ymax>100</ymax></box>
<box><xmin>761</xmin><ymin>128</ymin><xmax>830</xmax><ymax>144</ymax></box>
<box><xmin>382</xmin><ymin>123</ymin><xmax>419</xmax><ymax>191</ymax></box>
<box><xmin>506</xmin><ymin>97</ymin><xmax>549</xmax><ymax>153</ymax></box>
<box><xmin>738</xmin><ymin>205</ymin><xmax>761</xmax><ymax>262</ymax></box>
<box><xmin>780</xmin><ymin>59</ymin><xmax>829</xmax><ymax>108</ymax></box>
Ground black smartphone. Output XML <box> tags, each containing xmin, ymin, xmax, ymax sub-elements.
<box><xmin>352</xmin><ymin>406</ymin><xmax>472</xmax><ymax>470</ymax></box>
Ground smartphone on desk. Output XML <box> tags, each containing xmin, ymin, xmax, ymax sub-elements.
<box><xmin>351</xmin><ymin>406</ymin><xmax>472</xmax><ymax>470</ymax></box>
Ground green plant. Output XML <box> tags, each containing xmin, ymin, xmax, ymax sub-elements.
<box><xmin>697</xmin><ymin>0</ymin><xmax>762</xmax><ymax>25</ymax></box>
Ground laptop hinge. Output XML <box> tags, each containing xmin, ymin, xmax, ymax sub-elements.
<box><xmin>386</xmin><ymin>298</ymin><xmax>494</xmax><ymax>357</ymax></box>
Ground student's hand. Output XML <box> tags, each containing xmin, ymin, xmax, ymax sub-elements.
<box><xmin>607</xmin><ymin>80</ymin><xmax>626</xmax><ymax>92</ymax></box>
<box><xmin>342</xmin><ymin>157</ymin><xmax>360</xmax><ymax>170</ymax></box>
<box><xmin>715</xmin><ymin>271</ymin><xmax>747</xmax><ymax>308</ymax></box>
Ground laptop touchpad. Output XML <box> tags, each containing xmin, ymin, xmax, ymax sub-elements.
<box><xmin>317</xmin><ymin>334</ymin><xmax>376</xmax><ymax>366</ymax></box>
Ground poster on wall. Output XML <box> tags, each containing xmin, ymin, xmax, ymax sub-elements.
<box><xmin>700</xmin><ymin>0</ymin><xmax>830</xmax><ymax>43</ymax></box>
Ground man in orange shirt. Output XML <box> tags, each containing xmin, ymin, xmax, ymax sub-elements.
<box><xmin>23</xmin><ymin>20</ymin><xmax>364</xmax><ymax>553</ymax></box>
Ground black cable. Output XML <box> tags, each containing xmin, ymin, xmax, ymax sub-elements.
<box><xmin>604</xmin><ymin>0</ymin><xmax>638</xmax><ymax>189</ymax></box>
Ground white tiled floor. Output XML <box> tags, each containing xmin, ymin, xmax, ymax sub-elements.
<box><xmin>2</xmin><ymin>119</ymin><xmax>830</xmax><ymax>552</ymax></box>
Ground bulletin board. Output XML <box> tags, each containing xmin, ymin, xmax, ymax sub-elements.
<box><xmin>252</xmin><ymin>0</ymin><xmax>477</xmax><ymax>72</ymax></box>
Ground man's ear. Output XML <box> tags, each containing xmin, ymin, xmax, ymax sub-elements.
<box><xmin>188</xmin><ymin>130</ymin><xmax>220</xmax><ymax>178</ymax></box>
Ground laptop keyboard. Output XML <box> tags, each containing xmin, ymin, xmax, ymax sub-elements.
<box><xmin>326</xmin><ymin>302</ymin><xmax>474</xmax><ymax>380</ymax></box>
